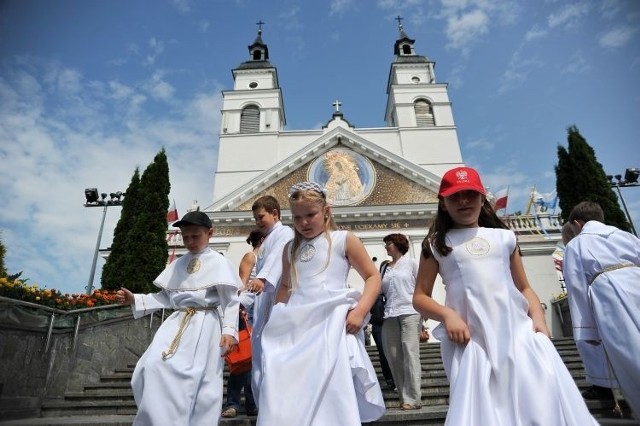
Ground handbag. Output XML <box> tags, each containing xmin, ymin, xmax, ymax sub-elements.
<box><xmin>370</xmin><ymin>261</ymin><xmax>390</xmax><ymax>326</ymax></box>
<box><xmin>225</xmin><ymin>310</ymin><xmax>252</xmax><ymax>375</ymax></box>
<box><xmin>370</xmin><ymin>293</ymin><xmax>386</xmax><ymax>326</ymax></box>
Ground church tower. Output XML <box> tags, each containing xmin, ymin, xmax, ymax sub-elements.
<box><xmin>220</xmin><ymin>22</ymin><xmax>285</xmax><ymax>135</ymax></box>
<box><xmin>215</xmin><ymin>23</ymin><xmax>287</xmax><ymax>203</ymax></box>
<box><xmin>385</xmin><ymin>18</ymin><xmax>460</xmax><ymax>172</ymax></box>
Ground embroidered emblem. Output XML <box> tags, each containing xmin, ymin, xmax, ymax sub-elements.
<box><xmin>187</xmin><ymin>258</ymin><xmax>201</xmax><ymax>274</ymax></box>
<box><xmin>455</xmin><ymin>169</ymin><xmax>469</xmax><ymax>183</ymax></box>
<box><xmin>299</xmin><ymin>243</ymin><xmax>316</xmax><ymax>262</ymax></box>
<box><xmin>465</xmin><ymin>237</ymin><xmax>490</xmax><ymax>256</ymax></box>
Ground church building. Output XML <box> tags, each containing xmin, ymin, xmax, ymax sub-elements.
<box><xmin>171</xmin><ymin>22</ymin><xmax>565</xmax><ymax>336</ymax></box>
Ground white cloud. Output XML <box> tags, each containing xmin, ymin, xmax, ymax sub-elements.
<box><xmin>445</xmin><ymin>9</ymin><xmax>490</xmax><ymax>52</ymax></box>
<box><xmin>172</xmin><ymin>0</ymin><xmax>192</xmax><ymax>14</ymax></box>
<box><xmin>330</xmin><ymin>0</ymin><xmax>355</xmax><ymax>16</ymax></box>
<box><xmin>560</xmin><ymin>52</ymin><xmax>589</xmax><ymax>74</ymax></box>
<box><xmin>547</xmin><ymin>2</ymin><xmax>590</xmax><ymax>29</ymax></box>
<box><xmin>498</xmin><ymin>48</ymin><xmax>544</xmax><ymax>94</ymax></box>
<box><xmin>432</xmin><ymin>0</ymin><xmax>522</xmax><ymax>54</ymax></box>
<box><xmin>525</xmin><ymin>24</ymin><xmax>547</xmax><ymax>42</ymax></box>
<box><xmin>599</xmin><ymin>25</ymin><xmax>637</xmax><ymax>49</ymax></box>
<box><xmin>144</xmin><ymin>37</ymin><xmax>165</xmax><ymax>66</ymax></box>
<box><xmin>147</xmin><ymin>72</ymin><xmax>176</xmax><ymax>100</ymax></box>
<box><xmin>0</xmin><ymin>57</ymin><xmax>223</xmax><ymax>295</ymax></box>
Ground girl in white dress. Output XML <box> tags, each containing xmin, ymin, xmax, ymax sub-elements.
<box><xmin>256</xmin><ymin>181</ymin><xmax>385</xmax><ymax>425</ymax></box>
<box><xmin>413</xmin><ymin>167</ymin><xmax>597</xmax><ymax>426</ymax></box>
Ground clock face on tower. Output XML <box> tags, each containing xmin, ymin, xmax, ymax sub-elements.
<box><xmin>308</xmin><ymin>148</ymin><xmax>376</xmax><ymax>206</ymax></box>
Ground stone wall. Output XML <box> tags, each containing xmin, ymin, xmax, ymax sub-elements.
<box><xmin>0</xmin><ymin>305</ymin><xmax>161</xmax><ymax>420</ymax></box>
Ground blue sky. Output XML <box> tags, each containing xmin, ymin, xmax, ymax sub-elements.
<box><xmin>1</xmin><ymin>0</ymin><xmax>639</xmax><ymax>295</ymax></box>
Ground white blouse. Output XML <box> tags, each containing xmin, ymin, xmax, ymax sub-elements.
<box><xmin>381</xmin><ymin>255</ymin><xmax>419</xmax><ymax>318</ymax></box>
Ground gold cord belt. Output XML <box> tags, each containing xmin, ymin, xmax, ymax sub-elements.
<box><xmin>162</xmin><ymin>306</ymin><xmax>217</xmax><ymax>360</ymax></box>
<box><xmin>589</xmin><ymin>263</ymin><xmax>638</xmax><ymax>286</ymax></box>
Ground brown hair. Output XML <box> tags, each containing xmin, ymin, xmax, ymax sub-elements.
<box><xmin>383</xmin><ymin>233</ymin><xmax>410</xmax><ymax>255</ymax></box>
<box><xmin>246</xmin><ymin>229</ymin><xmax>263</xmax><ymax>248</ymax></box>
<box><xmin>252</xmin><ymin>195</ymin><xmax>281</xmax><ymax>219</ymax></box>
<box><xmin>422</xmin><ymin>198</ymin><xmax>509</xmax><ymax>258</ymax></box>
<box><xmin>568</xmin><ymin>201</ymin><xmax>604</xmax><ymax>224</ymax></box>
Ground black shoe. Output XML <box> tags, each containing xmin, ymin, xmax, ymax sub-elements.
<box><xmin>582</xmin><ymin>385</ymin><xmax>614</xmax><ymax>400</ymax></box>
<box><xmin>246</xmin><ymin>407</ymin><xmax>258</xmax><ymax>416</ymax></box>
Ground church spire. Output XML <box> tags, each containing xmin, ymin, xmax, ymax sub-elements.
<box><xmin>245</xmin><ymin>20</ymin><xmax>269</xmax><ymax>63</ymax></box>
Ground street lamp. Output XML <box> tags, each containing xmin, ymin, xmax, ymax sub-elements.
<box><xmin>84</xmin><ymin>188</ymin><xmax>124</xmax><ymax>294</ymax></box>
<box><xmin>607</xmin><ymin>168</ymin><xmax>639</xmax><ymax>236</ymax></box>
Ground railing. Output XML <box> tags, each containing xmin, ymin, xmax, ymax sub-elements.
<box><xmin>0</xmin><ymin>296</ymin><xmax>165</xmax><ymax>354</ymax></box>
<box><xmin>503</xmin><ymin>213</ymin><xmax>563</xmax><ymax>237</ymax></box>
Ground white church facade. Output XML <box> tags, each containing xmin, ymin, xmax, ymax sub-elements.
<box><xmin>170</xmin><ymin>23</ymin><xmax>567</xmax><ymax>336</ymax></box>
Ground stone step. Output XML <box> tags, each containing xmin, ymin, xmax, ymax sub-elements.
<box><xmin>24</xmin><ymin>338</ymin><xmax>636</xmax><ymax>424</ymax></box>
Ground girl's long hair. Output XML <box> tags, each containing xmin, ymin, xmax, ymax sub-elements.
<box><xmin>288</xmin><ymin>189</ymin><xmax>338</xmax><ymax>291</ymax></box>
<box><xmin>422</xmin><ymin>198</ymin><xmax>509</xmax><ymax>258</ymax></box>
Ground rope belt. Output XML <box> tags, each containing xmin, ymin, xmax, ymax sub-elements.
<box><xmin>589</xmin><ymin>263</ymin><xmax>638</xmax><ymax>286</ymax></box>
<box><xmin>162</xmin><ymin>306</ymin><xmax>217</xmax><ymax>360</ymax></box>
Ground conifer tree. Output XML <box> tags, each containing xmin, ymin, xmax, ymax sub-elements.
<box><xmin>100</xmin><ymin>168</ymin><xmax>141</xmax><ymax>290</ymax></box>
<box><xmin>555</xmin><ymin>125</ymin><xmax>630</xmax><ymax>231</ymax></box>
<box><xmin>118</xmin><ymin>149</ymin><xmax>171</xmax><ymax>293</ymax></box>
<box><xmin>0</xmin><ymin>234</ymin><xmax>7</xmax><ymax>278</ymax></box>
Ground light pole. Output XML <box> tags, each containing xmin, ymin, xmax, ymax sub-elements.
<box><xmin>607</xmin><ymin>168</ymin><xmax>639</xmax><ymax>237</ymax></box>
<box><xmin>84</xmin><ymin>188</ymin><xmax>124</xmax><ymax>294</ymax></box>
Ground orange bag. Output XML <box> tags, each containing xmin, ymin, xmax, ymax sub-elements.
<box><xmin>225</xmin><ymin>311</ymin><xmax>252</xmax><ymax>374</ymax></box>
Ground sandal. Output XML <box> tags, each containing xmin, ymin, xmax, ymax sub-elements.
<box><xmin>400</xmin><ymin>403</ymin><xmax>421</xmax><ymax>410</ymax></box>
<box><xmin>221</xmin><ymin>406</ymin><xmax>237</xmax><ymax>418</ymax></box>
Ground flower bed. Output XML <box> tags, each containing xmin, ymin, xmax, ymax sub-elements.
<box><xmin>0</xmin><ymin>277</ymin><xmax>119</xmax><ymax>310</ymax></box>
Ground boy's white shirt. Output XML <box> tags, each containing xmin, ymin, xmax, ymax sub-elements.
<box><xmin>256</xmin><ymin>221</ymin><xmax>294</xmax><ymax>293</ymax></box>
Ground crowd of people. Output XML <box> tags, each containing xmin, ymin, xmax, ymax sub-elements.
<box><xmin>113</xmin><ymin>166</ymin><xmax>638</xmax><ymax>425</ymax></box>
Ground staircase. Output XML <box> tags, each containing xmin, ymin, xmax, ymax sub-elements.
<box><xmin>0</xmin><ymin>338</ymin><xmax>636</xmax><ymax>425</ymax></box>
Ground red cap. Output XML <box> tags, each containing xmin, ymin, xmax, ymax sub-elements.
<box><xmin>438</xmin><ymin>167</ymin><xmax>486</xmax><ymax>197</ymax></box>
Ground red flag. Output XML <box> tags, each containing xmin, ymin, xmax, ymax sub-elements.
<box><xmin>494</xmin><ymin>187</ymin><xmax>509</xmax><ymax>211</ymax></box>
<box><xmin>166</xmin><ymin>199</ymin><xmax>178</xmax><ymax>223</ymax></box>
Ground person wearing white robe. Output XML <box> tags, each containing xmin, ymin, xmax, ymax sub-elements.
<box><xmin>560</xmin><ymin>223</ymin><xmax>618</xmax><ymax>396</ymax></box>
<box><xmin>116</xmin><ymin>211</ymin><xmax>241</xmax><ymax>426</ymax></box>
<box><xmin>245</xmin><ymin>196</ymin><xmax>294</xmax><ymax>406</ymax></box>
<box><xmin>563</xmin><ymin>201</ymin><xmax>640</xmax><ymax>419</ymax></box>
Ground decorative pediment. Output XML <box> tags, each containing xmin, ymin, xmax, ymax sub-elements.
<box><xmin>206</xmin><ymin>126</ymin><xmax>442</xmax><ymax>214</ymax></box>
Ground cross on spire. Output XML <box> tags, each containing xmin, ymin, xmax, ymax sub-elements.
<box><xmin>395</xmin><ymin>15</ymin><xmax>404</xmax><ymax>32</ymax></box>
<box><xmin>332</xmin><ymin>100</ymin><xmax>342</xmax><ymax>113</ymax></box>
<box><xmin>256</xmin><ymin>20</ymin><xmax>265</xmax><ymax>35</ymax></box>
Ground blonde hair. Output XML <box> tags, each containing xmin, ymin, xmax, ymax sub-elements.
<box><xmin>288</xmin><ymin>187</ymin><xmax>338</xmax><ymax>291</ymax></box>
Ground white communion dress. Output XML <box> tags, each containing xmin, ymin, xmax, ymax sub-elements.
<box><xmin>256</xmin><ymin>230</ymin><xmax>385</xmax><ymax>425</ymax></box>
<box><xmin>431</xmin><ymin>227</ymin><xmax>597</xmax><ymax>426</ymax></box>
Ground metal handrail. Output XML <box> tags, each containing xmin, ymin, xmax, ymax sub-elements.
<box><xmin>0</xmin><ymin>296</ymin><xmax>163</xmax><ymax>354</ymax></box>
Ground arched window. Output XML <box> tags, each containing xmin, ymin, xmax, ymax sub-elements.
<box><xmin>240</xmin><ymin>105</ymin><xmax>260</xmax><ymax>133</ymax></box>
<box><xmin>414</xmin><ymin>100</ymin><xmax>435</xmax><ymax>127</ymax></box>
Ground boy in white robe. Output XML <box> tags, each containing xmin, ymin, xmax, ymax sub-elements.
<box><xmin>245</xmin><ymin>195</ymin><xmax>294</xmax><ymax>406</ymax></box>
<box><xmin>564</xmin><ymin>201</ymin><xmax>640</xmax><ymax>419</ymax></box>
<box><xmin>116</xmin><ymin>211</ymin><xmax>241</xmax><ymax>426</ymax></box>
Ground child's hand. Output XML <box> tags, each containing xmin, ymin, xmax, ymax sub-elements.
<box><xmin>219</xmin><ymin>335</ymin><xmax>237</xmax><ymax>357</ymax></box>
<box><xmin>443</xmin><ymin>309</ymin><xmax>470</xmax><ymax>344</ymax></box>
<box><xmin>345</xmin><ymin>309</ymin><xmax>366</xmax><ymax>334</ymax></box>
<box><xmin>247</xmin><ymin>278</ymin><xmax>265</xmax><ymax>294</ymax></box>
<box><xmin>532</xmin><ymin>317</ymin><xmax>551</xmax><ymax>338</ymax></box>
<box><xmin>116</xmin><ymin>288</ymin><xmax>134</xmax><ymax>305</ymax></box>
